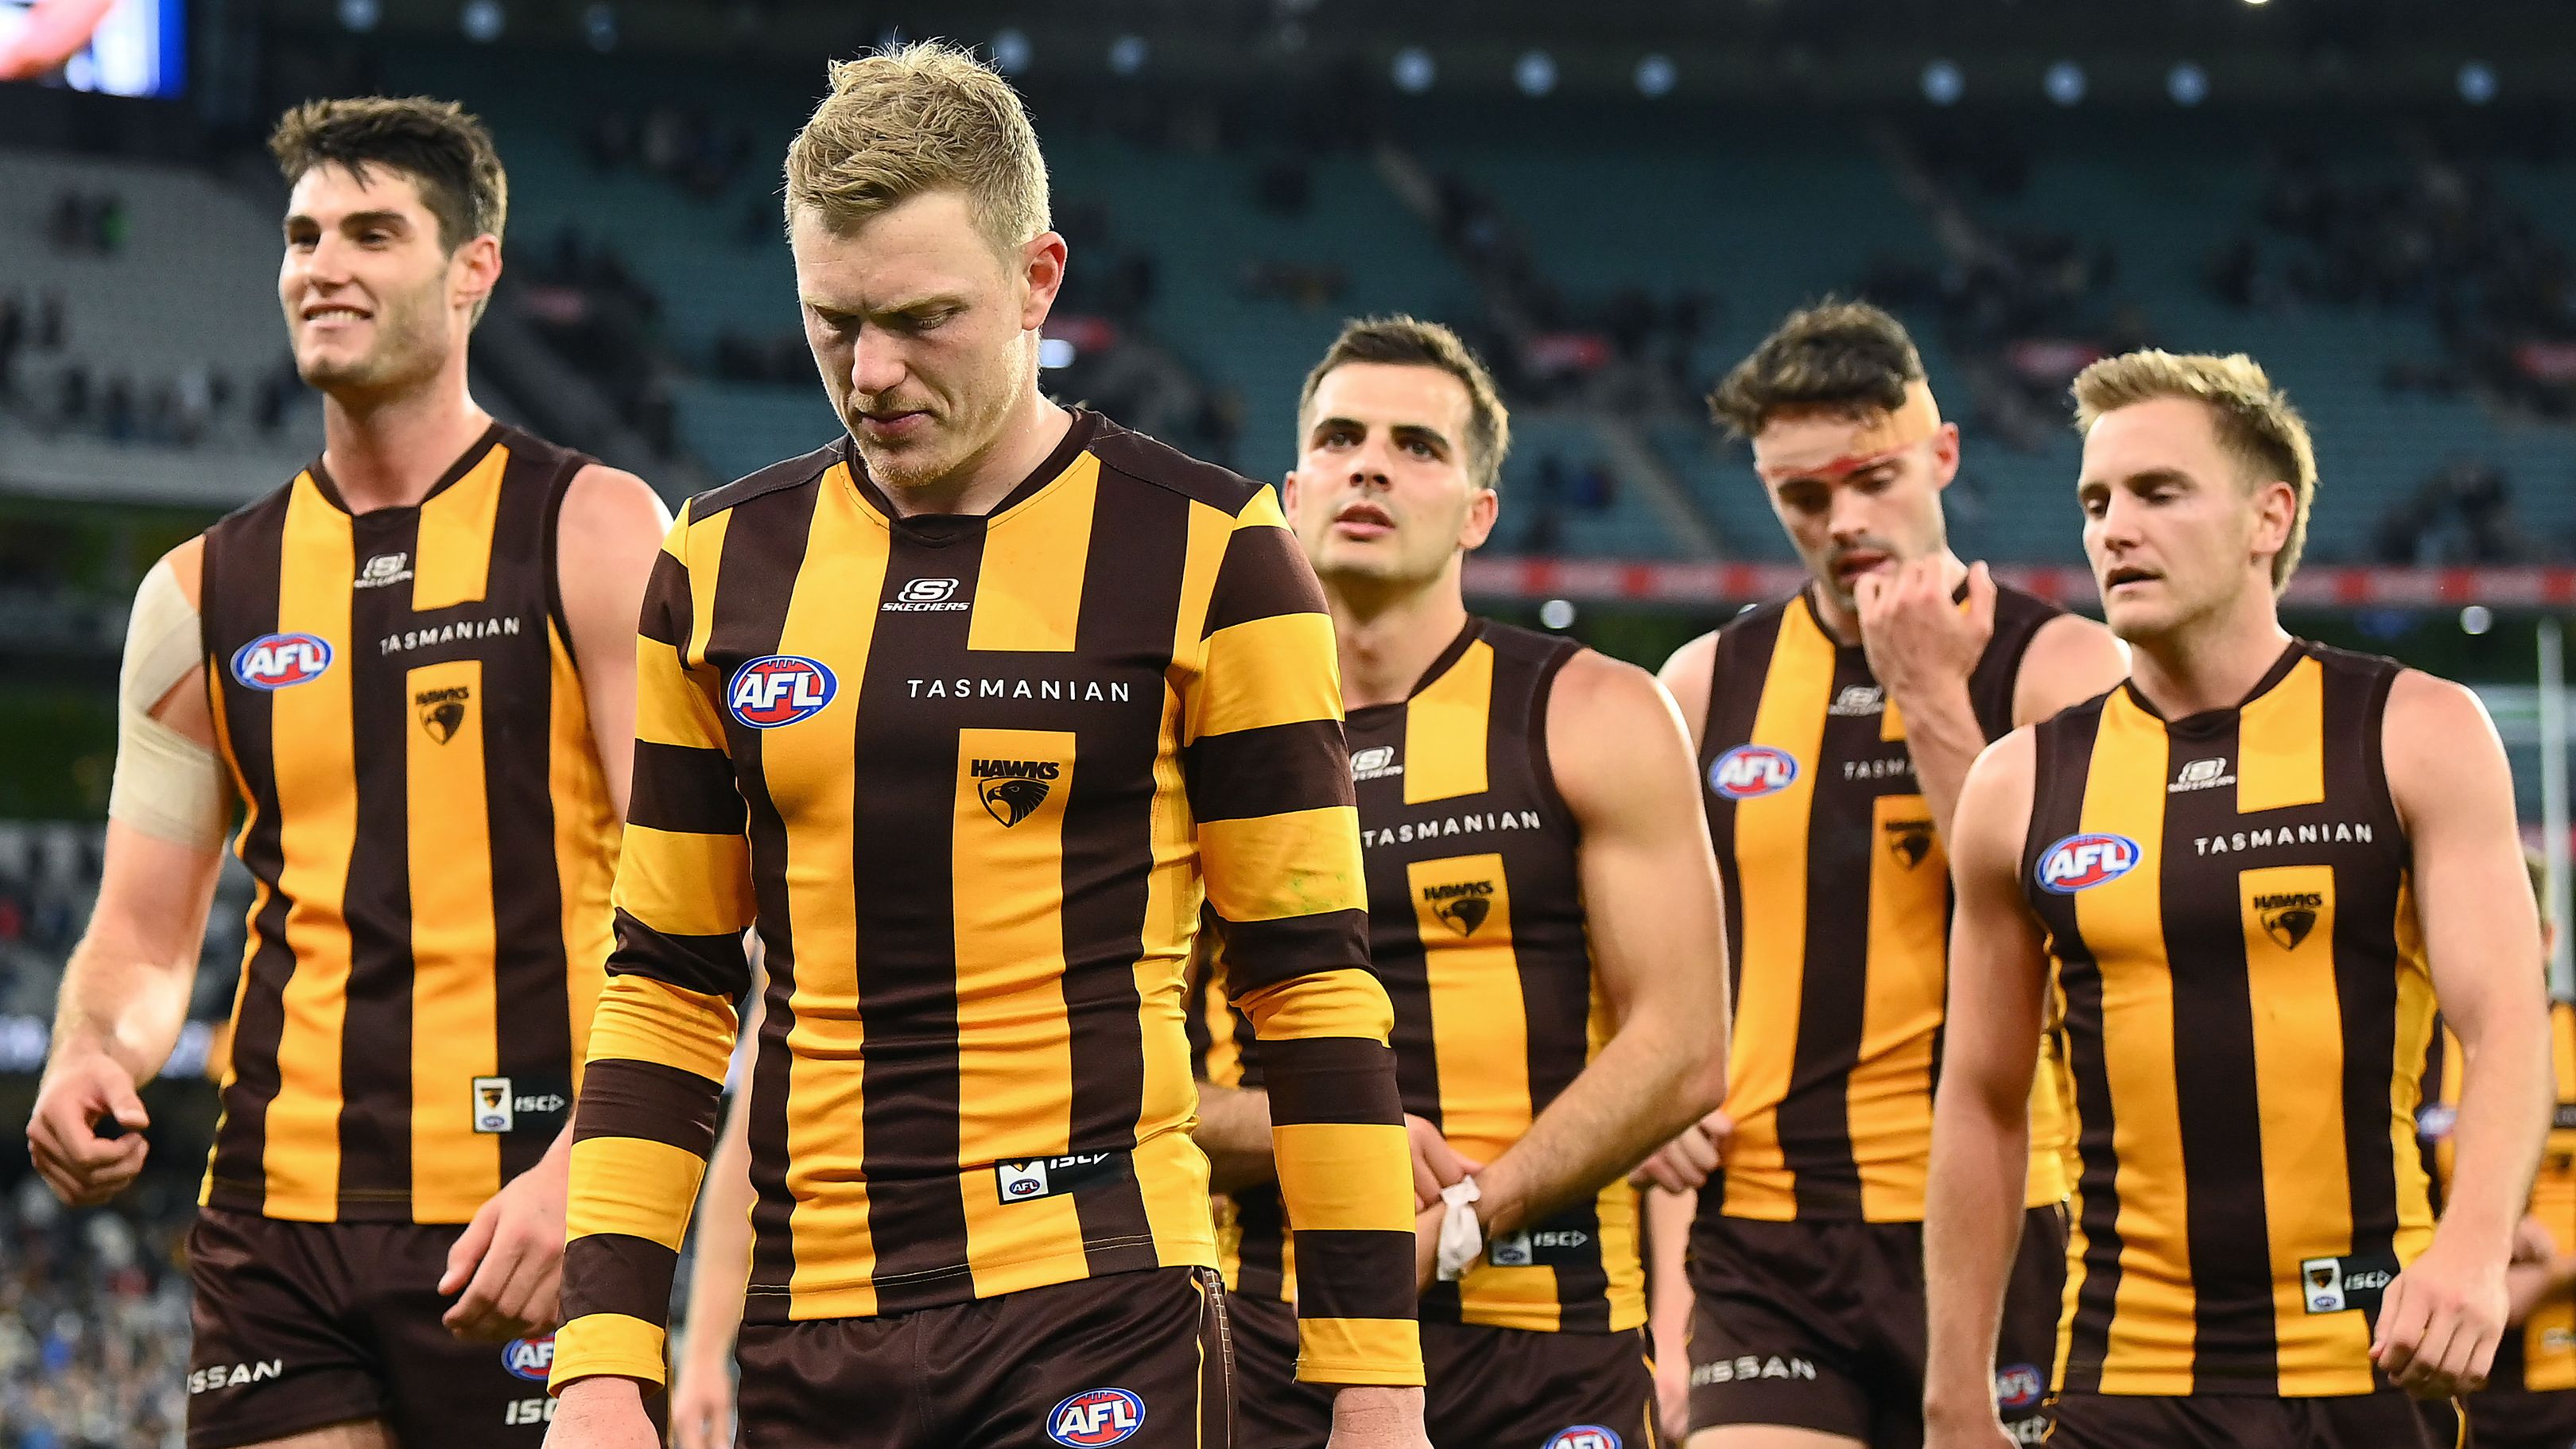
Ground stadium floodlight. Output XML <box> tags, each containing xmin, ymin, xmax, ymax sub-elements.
<box><xmin>1108</xmin><ymin>34</ymin><xmax>1148</xmax><ymax>76</ymax></box>
<box><xmin>1635</xmin><ymin>53</ymin><xmax>1677</xmax><ymax>98</ymax></box>
<box><xmin>2167</xmin><ymin>61</ymin><xmax>2207</xmax><ymax>106</ymax></box>
<box><xmin>2462</xmin><ymin>605</ymin><xmax>2496</xmax><ymax>636</ymax></box>
<box><xmin>2459</xmin><ymin>60</ymin><xmax>2497</xmax><ymax>105</ymax></box>
<box><xmin>1921</xmin><ymin>60</ymin><xmax>1963</xmax><ymax>107</ymax></box>
<box><xmin>337</xmin><ymin>0</ymin><xmax>379</xmax><ymax>31</ymax></box>
<box><xmin>1539</xmin><ymin>599</ymin><xmax>1577</xmax><ymax>631</ymax></box>
<box><xmin>2045</xmin><ymin>60</ymin><xmax>2085</xmax><ymax>106</ymax></box>
<box><xmin>1515</xmin><ymin>50</ymin><xmax>1558</xmax><ymax>98</ymax></box>
<box><xmin>1039</xmin><ymin>337</ymin><xmax>1076</xmax><ymax>370</ymax></box>
<box><xmin>460</xmin><ymin>0</ymin><xmax>503</xmax><ymax>42</ymax></box>
<box><xmin>583</xmin><ymin>2</ymin><xmax>615</xmax><ymax>52</ymax></box>
<box><xmin>992</xmin><ymin>28</ymin><xmax>1032</xmax><ymax>75</ymax></box>
<box><xmin>2242</xmin><ymin>0</ymin><xmax>2268</xmax><ymax>7</ymax></box>
<box><xmin>1392</xmin><ymin>46</ymin><xmax>1436</xmax><ymax>94</ymax></box>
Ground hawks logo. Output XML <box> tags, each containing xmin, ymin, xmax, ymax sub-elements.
<box><xmin>1709</xmin><ymin>744</ymin><xmax>1798</xmax><ymax>800</ymax></box>
<box><xmin>231</xmin><ymin>632</ymin><xmax>333</xmax><ymax>690</ymax></box>
<box><xmin>2256</xmin><ymin>891</ymin><xmax>2324</xmax><ymax>950</ymax></box>
<box><xmin>2037</xmin><ymin>833</ymin><xmax>2141</xmax><ymax>893</ymax></box>
<box><xmin>501</xmin><ymin>1334</ymin><xmax>554</xmax><ymax>1381</ymax></box>
<box><xmin>972</xmin><ymin>758</ymin><xmax>1059</xmax><ymax>826</ymax></box>
<box><xmin>1047</xmin><ymin>1388</ymin><xmax>1144</xmax><ymax>1446</ymax></box>
<box><xmin>416</xmin><ymin>685</ymin><xmax>470</xmax><ymax>744</ymax></box>
<box><xmin>727</xmin><ymin>655</ymin><xmax>836</xmax><ymax>728</ymax></box>
<box><xmin>1423</xmin><ymin>880</ymin><xmax>1495</xmax><ymax>937</ymax></box>
<box><xmin>1884</xmin><ymin>818</ymin><xmax>1936</xmax><ymax>869</ymax></box>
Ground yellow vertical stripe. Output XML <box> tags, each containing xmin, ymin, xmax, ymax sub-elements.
<box><xmin>2239</xmin><ymin>863</ymin><xmax>2372</xmax><ymax>1393</ymax></box>
<box><xmin>1719</xmin><ymin>600</ymin><xmax>1835</xmax><ymax>1221</ymax></box>
<box><xmin>968</xmin><ymin>455</ymin><xmax>1097</xmax><ymax>655</ymax></box>
<box><xmin>262</xmin><ymin>474</ymin><xmax>358</xmax><ymax>1221</ymax></box>
<box><xmin>1137</xmin><ymin>679</ymin><xmax>1212</xmax><ymax>1265</ymax></box>
<box><xmin>2529</xmin><ymin>1003</ymin><xmax>2576</xmax><ymax>1390</ymax></box>
<box><xmin>204</xmin><ymin>681</ymin><xmax>259</xmax><ymax>1208</ymax></box>
<box><xmin>1402</xmin><ymin>640</ymin><xmax>1492</xmax><ymax>804</ymax></box>
<box><xmin>408</xmin><ymin>445</ymin><xmax>508</xmax><ymax>611</ymax></box>
<box><xmin>406</xmin><ymin>656</ymin><xmax>502</xmax><ymax>1220</ymax></box>
<box><xmin>1410</xmin><ymin>854</ymin><xmax>1528</xmax><ymax>1162</ymax></box>
<box><xmin>681</xmin><ymin>503</ymin><xmax>732</xmax><ymax>671</ymax></box>
<box><xmin>949</xmin><ymin>727</ymin><xmax>1084</xmax><ymax>1291</ymax></box>
<box><xmin>2388</xmin><ymin>873</ymin><xmax>2440</xmax><ymax>1263</ymax></box>
<box><xmin>549</xmin><ymin>627</ymin><xmax>618</xmax><ymax>1080</ymax></box>
<box><xmin>2073</xmin><ymin>693</ymin><xmax>2192</xmax><ymax>1394</ymax></box>
<box><xmin>1853</xmin><ymin>791</ymin><xmax>1945</xmax><ymax>1221</ymax></box>
<box><xmin>2235</xmin><ymin>658</ymin><xmax>2325</xmax><ymax>814</ymax></box>
<box><xmin>771</xmin><ymin>469</ymin><xmax>888</xmax><ymax>1312</ymax></box>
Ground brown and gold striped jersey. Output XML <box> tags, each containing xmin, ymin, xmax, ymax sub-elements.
<box><xmin>2025</xmin><ymin>639</ymin><xmax>2436</xmax><ymax>1397</ymax></box>
<box><xmin>553</xmin><ymin>412</ymin><xmax>1422</xmax><ymax>1391</ymax></box>
<box><xmin>1195</xmin><ymin>620</ymin><xmax>1643</xmax><ymax>1334</ymax></box>
<box><xmin>1695</xmin><ymin>584</ymin><xmax>2071</xmax><ymax>1226</ymax></box>
<box><xmin>196</xmin><ymin>423</ymin><xmax>618</xmax><ymax>1224</ymax></box>
<box><xmin>2419</xmin><ymin>1000</ymin><xmax>2576</xmax><ymax>1395</ymax></box>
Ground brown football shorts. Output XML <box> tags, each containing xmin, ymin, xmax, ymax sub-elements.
<box><xmin>2050</xmin><ymin>1390</ymin><xmax>2458</xmax><ymax>1448</ymax></box>
<box><xmin>185</xmin><ymin>1206</ymin><xmax>567</xmax><ymax>1449</ymax></box>
<box><xmin>1230</xmin><ymin>1292</ymin><xmax>1653</xmax><ymax>1449</ymax></box>
<box><xmin>734</xmin><ymin>1265</ymin><xmax>1231</xmax><ymax>1449</ymax></box>
<box><xmin>1683</xmin><ymin>1205</ymin><xmax>2066</xmax><ymax>1448</ymax></box>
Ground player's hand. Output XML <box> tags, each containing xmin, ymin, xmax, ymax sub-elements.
<box><xmin>1325</xmin><ymin>1385</ymin><xmax>1431</xmax><ymax>1448</ymax></box>
<box><xmin>546</xmin><ymin>1377</ymin><xmax>661</xmax><ymax>1449</ymax></box>
<box><xmin>2512</xmin><ymin>1214</ymin><xmax>2557</xmax><ymax>1266</ymax></box>
<box><xmin>26</xmin><ymin>1051</ymin><xmax>150</xmax><ymax>1207</ymax></box>
<box><xmin>666</xmin><ymin>1353</ymin><xmax>735</xmax><ymax>1449</ymax></box>
<box><xmin>2372</xmin><ymin>1229</ymin><xmax>2510</xmax><ymax>1397</ymax></box>
<box><xmin>1856</xmin><ymin>556</ymin><xmax>1996</xmax><ymax>707</ymax></box>
<box><xmin>1413</xmin><ymin>1200</ymin><xmax>1445</xmax><ymax>1292</ymax></box>
<box><xmin>442</xmin><ymin>1135</ymin><xmax>571</xmax><ymax>1342</ymax></box>
<box><xmin>1631</xmin><ymin>1109</ymin><xmax>1732</xmax><ymax>1193</ymax></box>
<box><xmin>1405</xmin><ymin>1114</ymin><xmax>1480</xmax><ymax>1210</ymax></box>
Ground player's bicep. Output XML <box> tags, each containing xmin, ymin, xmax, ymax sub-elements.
<box><xmin>1942</xmin><ymin>734</ymin><xmax>2050</xmax><ymax>1109</ymax></box>
<box><xmin>85</xmin><ymin>820</ymin><xmax>225</xmax><ymax>977</ymax></box>
<box><xmin>2388</xmin><ymin>675</ymin><xmax>2542</xmax><ymax>1036</ymax></box>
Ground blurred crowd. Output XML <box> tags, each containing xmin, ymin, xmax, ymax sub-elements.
<box><xmin>0</xmin><ymin>1173</ymin><xmax>194</xmax><ymax>1449</ymax></box>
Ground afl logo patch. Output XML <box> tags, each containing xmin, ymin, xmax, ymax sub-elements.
<box><xmin>1544</xmin><ymin>1429</ymin><xmax>1622</xmax><ymax>1449</ymax></box>
<box><xmin>2037</xmin><ymin>833</ymin><xmax>2143</xmax><ymax>893</ymax></box>
<box><xmin>501</xmin><ymin>1334</ymin><xmax>554</xmax><ymax>1381</ymax></box>
<box><xmin>1047</xmin><ymin>1388</ymin><xmax>1145</xmax><ymax>1446</ymax></box>
<box><xmin>231</xmin><ymin>632</ymin><xmax>333</xmax><ymax>690</ymax></box>
<box><xmin>1709</xmin><ymin>744</ymin><xmax>1798</xmax><ymax>800</ymax></box>
<box><xmin>1994</xmin><ymin>1362</ymin><xmax>2045</xmax><ymax>1412</ymax></box>
<box><xmin>727</xmin><ymin>655</ymin><xmax>836</xmax><ymax>728</ymax></box>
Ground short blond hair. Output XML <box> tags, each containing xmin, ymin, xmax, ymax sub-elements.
<box><xmin>2072</xmin><ymin>349</ymin><xmax>2320</xmax><ymax>589</ymax></box>
<box><xmin>1299</xmin><ymin>316</ymin><xmax>1511</xmax><ymax>489</ymax></box>
<box><xmin>784</xmin><ymin>41</ymin><xmax>1050</xmax><ymax>252</ymax></box>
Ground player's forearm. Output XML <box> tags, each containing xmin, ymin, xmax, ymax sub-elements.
<box><xmin>2441</xmin><ymin>1016</ymin><xmax>2555</xmax><ymax>1246</ymax></box>
<box><xmin>49</xmin><ymin>930</ymin><xmax>196</xmax><ymax>1085</ymax></box>
<box><xmin>1645</xmin><ymin>1186</ymin><xmax>1696</xmax><ymax>1365</ymax></box>
<box><xmin>1887</xmin><ymin>678</ymin><xmax>1984</xmax><ymax>841</ymax></box>
<box><xmin>1475</xmin><ymin>1015</ymin><xmax>1721</xmax><ymax>1237</ymax></box>
<box><xmin>1194</xmin><ymin>1082</ymin><xmax>1276</xmax><ymax>1194</ymax></box>
<box><xmin>1920</xmin><ymin>1075</ymin><xmax>2031</xmax><ymax>1423</ymax></box>
<box><xmin>677</xmin><ymin>1104</ymin><xmax>756</xmax><ymax>1369</ymax></box>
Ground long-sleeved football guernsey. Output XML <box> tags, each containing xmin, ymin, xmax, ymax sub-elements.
<box><xmin>549</xmin><ymin>411</ymin><xmax>1422</xmax><ymax>1391</ymax></box>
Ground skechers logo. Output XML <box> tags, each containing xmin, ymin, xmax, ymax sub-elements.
<box><xmin>972</xmin><ymin>759</ymin><xmax>1060</xmax><ymax>826</ymax></box>
<box><xmin>2170</xmin><ymin>756</ymin><xmax>2236</xmax><ymax>793</ymax></box>
<box><xmin>884</xmin><ymin>577</ymin><xmax>969</xmax><ymax>612</ymax></box>
<box><xmin>1709</xmin><ymin>744</ymin><xmax>1798</xmax><ymax>800</ymax></box>
<box><xmin>1351</xmin><ymin>745</ymin><xmax>1402</xmax><ymax>782</ymax></box>
<box><xmin>354</xmin><ymin>551</ymin><xmax>413</xmax><ymax>589</ymax></box>
<box><xmin>1422</xmin><ymin>880</ymin><xmax>1495</xmax><ymax>937</ymax></box>
<box><xmin>2037</xmin><ymin>833</ymin><xmax>2142</xmax><ymax>893</ymax></box>
<box><xmin>1827</xmin><ymin>685</ymin><xmax>1884</xmax><ymax>717</ymax></box>
<box><xmin>728</xmin><ymin>656</ymin><xmax>836</xmax><ymax>728</ymax></box>
<box><xmin>231</xmin><ymin>632</ymin><xmax>332</xmax><ymax>690</ymax></box>
<box><xmin>2255</xmin><ymin>891</ymin><xmax>2325</xmax><ymax>950</ymax></box>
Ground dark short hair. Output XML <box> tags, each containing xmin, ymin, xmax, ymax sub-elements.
<box><xmin>1709</xmin><ymin>299</ymin><xmax>1926</xmax><ymax>439</ymax></box>
<box><xmin>270</xmin><ymin>96</ymin><xmax>508</xmax><ymax>254</ymax></box>
<box><xmin>1298</xmin><ymin>315</ymin><xmax>1511</xmax><ymax>489</ymax></box>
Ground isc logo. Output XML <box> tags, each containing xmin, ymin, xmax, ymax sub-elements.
<box><xmin>501</xmin><ymin>1334</ymin><xmax>555</xmax><ymax>1381</ymax></box>
<box><xmin>1048</xmin><ymin>1388</ymin><xmax>1145</xmax><ymax>1446</ymax></box>
<box><xmin>2037</xmin><ymin>833</ymin><xmax>2143</xmax><ymax>893</ymax></box>
<box><xmin>231</xmin><ymin>632</ymin><xmax>334</xmax><ymax>690</ymax></box>
<box><xmin>728</xmin><ymin>655</ymin><xmax>836</xmax><ymax>728</ymax></box>
<box><xmin>1709</xmin><ymin>744</ymin><xmax>1798</xmax><ymax>801</ymax></box>
<box><xmin>1544</xmin><ymin>1428</ymin><xmax>1622</xmax><ymax>1449</ymax></box>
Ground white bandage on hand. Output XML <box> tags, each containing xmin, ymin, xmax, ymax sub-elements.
<box><xmin>1436</xmin><ymin>1178</ymin><xmax>1484</xmax><ymax>1281</ymax></box>
<box><xmin>107</xmin><ymin>557</ymin><xmax>227</xmax><ymax>850</ymax></box>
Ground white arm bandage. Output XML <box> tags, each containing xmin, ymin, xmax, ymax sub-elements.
<box><xmin>107</xmin><ymin>558</ymin><xmax>230</xmax><ymax>851</ymax></box>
